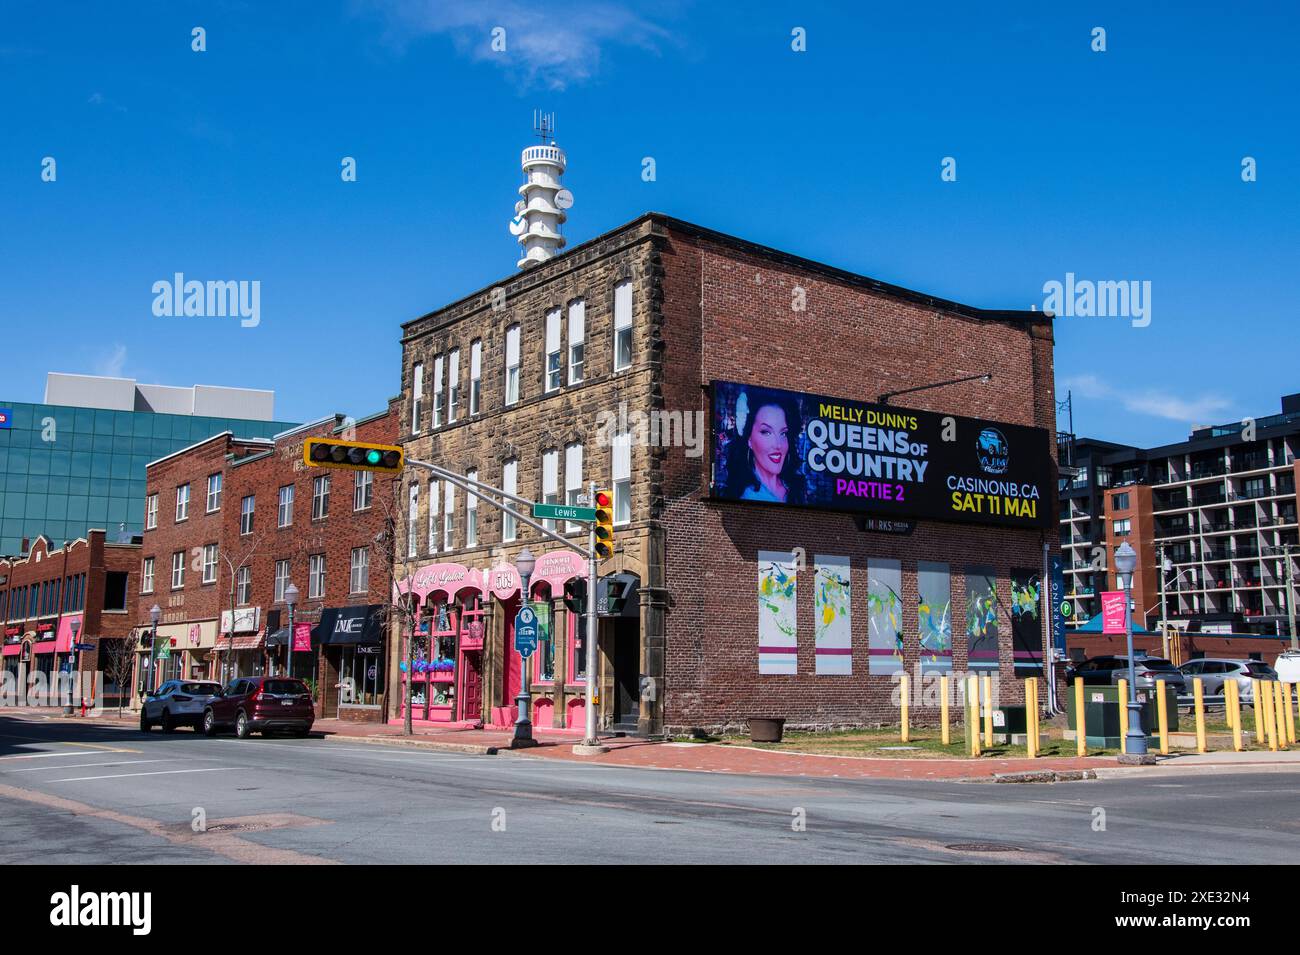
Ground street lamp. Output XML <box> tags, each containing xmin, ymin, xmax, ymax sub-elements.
<box><xmin>512</xmin><ymin>547</ymin><xmax>537</xmax><ymax>749</ymax></box>
<box><xmin>147</xmin><ymin>604</ymin><xmax>161</xmax><ymax>706</ymax></box>
<box><xmin>63</xmin><ymin>618</ymin><xmax>80</xmax><ymax>715</ymax></box>
<box><xmin>1114</xmin><ymin>542</ymin><xmax>1147</xmax><ymax>757</ymax></box>
<box><xmin>284</xmin><ymin>583</ymin><xmax>299</xmax><ymax>680</ymax></box>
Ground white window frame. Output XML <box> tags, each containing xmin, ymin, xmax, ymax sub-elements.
<box><xmin>350</xmin><ymin>547</ymin><xmax>369</xmax><ymax>594</ymax></box>
<box><xmin>240</xmin><ymin>495</ymin><xmax>254</xmax><ymax>535</ymax></box>
<box><xmin>428</xmin><ymin>479</ymin><xmax>439</xmax><ymax>555</ymax></box>
<box><xmin>613</xmin><ymin>279</ymin><xmax>633</xmax><ymax>372</ymax></box>
<box><xmin>505</xmin><ymin>324</ymin><xmax>521</xmax><ymax>406</ymax></box>
<box><xmin>433</xmin><ymin>353</ymin><xmax>444</xmax><ymax>427</ymax></box>
<box><xmin>171</xmin><ymin>551</ymin><xmax>185</xmax><ymax>590</ymax></box>
<box><xmin>206</xmin><ymin>473</ymin><xmax>222</xmax><ymax>512</ymax></box>
<box><xmin>274</xmin><ymin>559</ymin><xmax>290</xmax><ymax>603</ymax></box>
<box><xmin>470</xmin><ymin>339</ymin><xmax>482</xmax><ymax>415</ymax></box>
<box><xmin>541</xmin><ymin>449</ymin><xmax>560</xmax><ymax>531</ymax></box>
<box><xmin>502</xmin><ymin>459</ymin><xmax>518</xmax><ymax>542</ymax></box>
<box><xmin>448</xmin><ymin>348</ymin><xmax>460</xmax><ymax>423</ymax></box>
<box><xmin>309</xmin><ymin>553</ymin><xmax>326</xmax><ymax>600</ymax></box>
<box><xmin>466</xmin><ymin>469</ymin><xmax>478</xmax><ymax>547</ymax></box>
<box><xmin>236</xmin><ymin>566</ymin><xmax>252</xmax><ymax>606</ymax></box>
<box><xmin>613</xmin><ymin>430</ymin><xmax>632</xmax><ymax>525</ymax></box>
<box><xmin>407</xmin><ymin>484</ymin><xmax>419</xmax><ymax>559</ymax></box>
<box><xmin>145</xmin><ymin>494</ymin><xmax>158</xmax><ymax>530</ymax></box>
<box><xmin>565</xmin><ymin>443</ymin><xmax>584</xmax><ymax>533</ymax></box>
<box><xmin>568</xmin><ymin>298</ymin><xmax>585</xmax><ymax>384</ymax></box>
<box><xmin>141</xmin><ymin>557</ymin><xmax>155</xmax><ymax>594</ymax></box>
<box><xmin>354</xmin><ymin>470</ymin><xmax>372</xmax><ymax>511</ymax></box>
<box><xmin>312</xmin><ymin>474</ymin><xmax>330</xmax><ymax>521</ymax></box>
<box><xmin>443</xmin><ymin>481</ymin><xmax>455</xmax><ymax>552</ymax></box>
<box><xmin>202</xmin><ymin>543</ymin><xmax>218</xmax><ymax>584</ymax></box>
<box><xmin>175</xmin><ymin>483</ymin><xmax>190</xmax><ymax>522</ymax></box>
<box><xmin>278</xmin><ymin>484</ymin><xmax>294</xmax><ymax>528</ymax></box>
<box><xmin>411</xmin><ymin>361</ymin><xmax>424</xmax><ymax>433</ymax></box>
<box><xmin>545</xmin><ymin>307</ymin><xmax>562</xmax><ymax>392</ymax></box>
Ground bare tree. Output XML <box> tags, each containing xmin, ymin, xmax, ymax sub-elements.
<box><xmin>103</xmin><ymin>630</ymin><xmax>139</xmax><ymax>717</ymax></box>
<box><xmin>373</xmin><ymin>478</ymin><xmax>423</xmax><ymax>735</ymax></box>
<box><xmin>218</xmin><ymin>534</ymin><xmax>266</xmax><ymax>685</ymax></box>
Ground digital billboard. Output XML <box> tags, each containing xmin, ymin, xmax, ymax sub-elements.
<box><xmin>709</xmin><ymin>380</ymin><xmax>1053</xmax><ymax>529</ymax></box>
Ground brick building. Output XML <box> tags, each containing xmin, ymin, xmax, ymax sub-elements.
<box><xmin>135</xmin><ymin>404</ymin><xmax>399</xmax><ymax>720</ymax></box>
<box><xmin>1</xmin><ymin>530</ymin><xmax>140</xmax><ymax>708</ymax></box>
<box><xmin>396</xmin><ymin>213</ymin><xmax>1059</xmax><ymax>736</ymax></box>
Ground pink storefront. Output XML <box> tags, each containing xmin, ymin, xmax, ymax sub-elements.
<box><xmin>392</xmin><ymin>550</ymin><xmax>589</xmax><ymax>732</ymax></box>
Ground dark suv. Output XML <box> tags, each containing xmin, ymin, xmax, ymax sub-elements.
<box><xmin>202</xmin><ymin>676</ymin><xmax>315</xmax><ymax>738</ymax></box>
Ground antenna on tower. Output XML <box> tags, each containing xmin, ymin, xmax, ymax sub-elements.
<box><xmin>533</xmin><ymin>110</ymin><xmax>556</xmax><ymax>144</ymax></box>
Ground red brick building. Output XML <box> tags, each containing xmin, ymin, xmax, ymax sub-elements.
<box><xmin>396</xmin><ymin>214</ymin><xmax>1060</xmax><ymax>736</ymax></box>
<box><xmin>135</xmin><ymin>404</ymin><xmax>399</xmax><ymax>720</ymax></box>
<box><xmin>1</xmin><ymin>530</ymin><xmax>140</xmax><ymax>708</ymax></box>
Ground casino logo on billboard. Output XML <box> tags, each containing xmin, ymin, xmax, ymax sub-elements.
<box><xmin>709</xmin><ymin>381</ymin><xmax>1052</xmax><ymax>529</ymax></box>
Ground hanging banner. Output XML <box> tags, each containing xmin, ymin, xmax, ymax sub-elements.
<box><xmin>1011</xmin><ymin>568</ymin><xmax>1043</xmax><ymax>676</ymax></box>
<box><xmin>1048</xmin><ymin>554</ymin><xmax>1067</xmax><ymax>653</ymax></box>
<box><xmin>710</xmin><ymin>381</ymin><xmax>1053</xmax><ymax>528</ymax></box>
<box><xmin>917</xmin><ymin>561</ymin><xmax>952</xmax><ymax>673</ymax></box>
<box><xmin>1101</xmin><ymin>590</ymin><xmax>1127</xmax><ymax>634</ymax></box>
<box><xmin>757</xmin><ymin>550</ymin><xmax>798</xmax><ymax>674</ymax></box>
<box><xmin>965</xmin><ymin>566</ymin><xmax>1000</xmax><ymax>671</ymax></box>
<box><xmin>867</xmin><ymin>558</ymin><xmax>904</xmax><ymax>674</ymax></box>
<box><xmin>293</xmin><ymin>621</ymin><xmax>313</xmax><ymax>652</ymax></box>
<box><xmin>814</xmin><ymin>555</ymin><xmax>852</xmax><ymax>675</ymax></box>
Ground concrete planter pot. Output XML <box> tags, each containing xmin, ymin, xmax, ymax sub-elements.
<box><xmin>749</xmin><ymin>717</ymin><xmax>785</xmax><ymax>743</ymax></box>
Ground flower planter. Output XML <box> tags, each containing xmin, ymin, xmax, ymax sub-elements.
<box><xmin>749</xmin><ymin>717</ymin><xmax>785</xmax><ymax>743</ymax></box>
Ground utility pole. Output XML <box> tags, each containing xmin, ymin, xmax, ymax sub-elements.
<box><xmin>1286</xmin><ymin>543</ymin><xmax>1297</xmax><ymax>651</ymax></box>
<box><xmin>1158</xmin><ymin>544</ymin><xmax>1170</xmax><ymax>661</ymax></box>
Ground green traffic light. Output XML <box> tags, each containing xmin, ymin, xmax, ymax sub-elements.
<box><xmin>365</xmin><ymin>449</ymin><xmax>382</xmax><ymax>465</ymax></box>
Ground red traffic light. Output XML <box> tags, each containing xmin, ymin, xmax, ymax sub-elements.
<box><xmin>595</xmin><ymin>490</ymin><xmax>612</xmax><ymax>508</ymax></box>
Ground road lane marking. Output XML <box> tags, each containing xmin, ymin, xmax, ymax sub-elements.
<box><xmin>58</xmin><ymin>741</ymin><xmax>140</xmax><ymax>753</ymax></box>
<box><xmin>0</xmin><ymin>751</ymin><xmax>120</xmax><ymax>760</ymax></box>
<box><xmin>51</xmin><ymin>767</ymin><xmax>238</xmax><ymax>782</ymax></box>
<box><xmin>3</xmin><ymin>759</ymin><xmax>182</xmax><ymax>774</ymax></box>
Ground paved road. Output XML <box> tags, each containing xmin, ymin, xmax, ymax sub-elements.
<box><xmin>2</xmin><ymin>716</ymin><xmax>1296</xmax><ymax>864</ymax></box>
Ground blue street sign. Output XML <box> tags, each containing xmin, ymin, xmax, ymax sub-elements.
<box><xmin>72</xmin><ymin>643</ymin><xmax>96</xmax><ymax>652</ymax></box>
<box><xmin>514</xmin><ymin>605</ymin><xmax>538</xmax><ymax>659</ymax></box>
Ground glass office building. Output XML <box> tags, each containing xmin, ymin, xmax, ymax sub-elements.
<box><xmin>0</xmin><ymin>398</ymin><xmax>297</xmax><ymax>557</ymax></box>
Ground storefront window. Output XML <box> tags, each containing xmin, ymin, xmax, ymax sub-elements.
<box><xmin>339</xmin><ymin>645</ymin><xmax>384</xmax><ymax>707</ymax></box>
<box><xmin>535</xmin><ymin>601</ymin><xmax>555</xmax><ymax>682</ymax></box>
<box><xmin>571</xmin><ymin>612</ymin><xmax>587</xmax><ymax>681</ymax></box>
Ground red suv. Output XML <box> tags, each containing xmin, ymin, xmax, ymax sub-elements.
<box><xmin>202</xmin><ymin>676</ymin><xmax>315</xmax><ymax>738</ymax></box>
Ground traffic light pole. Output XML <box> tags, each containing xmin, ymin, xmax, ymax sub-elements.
<box><xmin>585</xmin><ymin>480</ymin><xmax>598</xmax><ymax>746</ymax></box>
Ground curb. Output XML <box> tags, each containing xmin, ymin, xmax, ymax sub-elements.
<box><xmin>320</xmin><ymin>733</ymin><xmax>501</xmax><ymax>756</ymax></box>
<box><xmin>988</xmin><ymin>769</ymin><xmax>1098</xmax><ymax>784</ymax></box>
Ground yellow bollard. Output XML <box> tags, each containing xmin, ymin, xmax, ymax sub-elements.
<box><xmin>1118</xmin><ymin>678</ymin><xmax>1129</xmax><ymax>742</ymax></box>
<box><xmin>1251</xmin><ymin>679</ymin><xmax>1263</xmax><ymax>746</ymax></box>
<box><xmin>940</xmin><ymin>675</ymin><xmax>950</xmax><ymax>746</ymax></box>
<box><xmin>1193</xmin><ymin>677</ymin><xmax>1206</xmax><ymax>754</ymax></box>
<box><xmin>982</xmin><ymin>674</ymin><xmax>993</xmax><ymax>748</ymax></box>
<box><xmin>1075</xmin><ymin>677</ymin><xmax>1087</xmax><ymax>757</ymax></box>
<box><xmin>968</xmin><ymin>675</ymin><xmax>981</xmax><ymax>756</ymax></box>
<box><xmin>1272</xmin><ymin>679</ymin><xmax>1287</xmax><ymax>750</ymax></box>
<box><xmin>1156</xmin><ymin>679</ymin><xmax>1169</xmax><ymax>755</ymax></box>
<box><xmin>1285</xmin><ymin>683</ymin><xmax>1297</xmax><ymax>746</ymax></box>
<box><xmin>1026</xmin><ymin>678</ymin><xmax>1039</xmax><ymax>758</ymax></box>
<box><xmin>1261</xmin><ymin>680</ymin><xmax>1276</xmax><ymax>751</ymax></box>
<box><xmin>900</xmin><ymin>673</ymin><xmax>910</xmax><ymax>743</ymax></box>
<box><xmin>1228</xmin><ymin>679</ymin><xmax>1243</xmax><ymax>752</ymax></box>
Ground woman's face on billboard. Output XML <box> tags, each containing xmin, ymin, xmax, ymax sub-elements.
<box><xmin>748</xmin><ymin>404</ymin><xmax>789</xmax><ymax>479</ymax></box>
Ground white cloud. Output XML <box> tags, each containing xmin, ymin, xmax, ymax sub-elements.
<box><xmin>95</xmin><ymin>343</ymin><xmax>128</xmax><ymax>378</ymax></box>
<box><xmin>365</xmin><ymin>0</ymin><xmax>678</xmax><ymax>90</ymax></box>
<box><xmin>1059</xmin><ymin>374</ymin><xmax>1233</xmax><ymax>425</ymax></box>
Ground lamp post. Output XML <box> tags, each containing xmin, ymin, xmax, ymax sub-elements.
<box><xmin>284</xmin><ymin>583</ymin><xmax>299</xmax><ymax>680</ymax></box>
<box><xmin>147</xmin><ymin>604</ymin><xmax>161</xmax><ymax>706</ymax></box>
<box><xmin>1114</xmin><ymin>542</ymin><xmax>1147</xmax><ymax>756</ymax></box>
<box><xmin>512</xmin><ymin>547</ymin><xmax>537</xmax><ymax>748</ymax></box>
<box><xmin>63</xmin><ymin>618</ymin><xmax>81</xmax><ymax>715</ymax></box>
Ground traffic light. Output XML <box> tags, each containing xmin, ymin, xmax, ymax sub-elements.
<box><xmin>563</xmin><ymin>578</ymin><xmax>587</xmax><ymax>615</ymax></box>
<box><xmin>602</xmin><ymin>576</ymin><xmax>635</xmax><ymax>616</ymax></box>
<box><xmin>594</xmin><ymin>489</ymin><xmax>614</xmax><ymax>559</ymax></box>
<box><xmin>303</xmin><ymin>438</ymin><xmax>404</xmax><ymax>474</ymax></box>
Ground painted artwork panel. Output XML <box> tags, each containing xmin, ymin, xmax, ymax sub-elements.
<box><xmin>867</xmin><ymin>557</ymin><xmax>904</xmax><ymax>675</ymax></box>
<box><xmin>917</xmin><ymin>561</ymin><xmax>952</xmax><ymax>673</ymax></box>
<box><xmin>965</xmin><ymin>565</ymin><xmax>1000</xmax><ymax>671</ymax></box>
<box><xmin>814</xmin><ymin>555</ymin><xmax>852</xmax><ymax>675</ymax></box>
<box><xmin>757</xmin><ymin>550</ymin><xmax>798</xmax><ymax>674</ymax></box>
<box><xmin>1010</xmin><ymin>567</ymin><xmax>1044</xmax><ymax>676</ymax></box>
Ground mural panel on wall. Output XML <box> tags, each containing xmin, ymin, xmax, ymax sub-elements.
<box><xmin>757</xmin><ymin>550</ymin><xmax>798</xmax><ymax>674</ymax></box>
<box><xmin>917</xmin><ymin>561</ymin><xmax>952</xmax><ymax>673</ymax></box>
<box><xmin>1011</xmin><ymin>567</ymin><xmax>1043</xmax><ymax>676</ymax></box>
<box><xmin>965</xmin><ymin>565</ymin><xmax>1000</xmax><ymax>671</ymax></box>
<box><xmin>814</xmin><ymin>555</ymin><xmax>852</xmax><ymax>675</ymax></box>
<box><xmin>867</xmin><ymin>558</ymin><xmax>904</xmax><ymax>675</ymax></box>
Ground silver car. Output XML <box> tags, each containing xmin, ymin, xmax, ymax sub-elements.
<box><xmin>140</xmin><ymin>680</ymin><xmax>223</xmax><ymax>732</ymax></box>
<box><xmin>1069</xmin><ymin>655</ymin><xmax>1187</xmax><ymax>694</ymax></box>
<box><xmin>1177</xmin><ymin>659</ymin><xmax>1276</xmax><ymax>703</ymax></box>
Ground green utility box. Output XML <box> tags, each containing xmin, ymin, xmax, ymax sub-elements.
<box><xmin>992</xmin><ymin>705</ymin><xmax>1027</xmax><ymax>735</ymax></box>
<box><xmin>1067</xmin><ymin>683</ymin><xmax>1180</xmax><ymax>748</ymax></box>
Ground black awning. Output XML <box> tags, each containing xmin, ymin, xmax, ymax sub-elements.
<box><xmin>265</xmin><ymin>626</ymin><xmax>290</xmax><ymax>648</ymax></box>
<box><xmin>316</xmin><ymin>605</ymin><xmax>386</xmax><ymax>646</ymax></box>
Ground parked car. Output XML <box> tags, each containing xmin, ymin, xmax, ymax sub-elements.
<box><xmin>140</xmin><ymin>680</ymin><xmax>223</xmax><ymax>732</ymax></box>
<box><xmin>1066</xmin><ymin>655</ymin><xmax>1187</xmax><ymax>693</ymax></box>
<box><xmin>1273</xmin><ymin>650</ymin><xmax>1300</xmax><ymax>684</ymax></box>
<box><xmin>201</xmin><ymin>676</ymin><xmax>315</xmax><ymax>739</ymax></box>
<box><xmin>1177</xmin><ymin>658</ymin><xmax>1277</xmax><ymax>702</ymax></box>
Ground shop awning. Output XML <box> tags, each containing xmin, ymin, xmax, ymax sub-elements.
<box><xmin>218</xmin><ymin>632</ymin><xmax>264</xmax><ymax>651</ymax></box>
<box><xmin>265</xmin><ymin>627</ymin><xmax>290</xmax><ymax>647</ymax></box>
<box><xmin>316</xmin><ymin>605</ymin><xmax>385</xmax><ymax>646</ymax></box>
<box><xmin>2</xmin><ymin>644</ymin><xmax>21</xmax><ymax>657</ymax></box>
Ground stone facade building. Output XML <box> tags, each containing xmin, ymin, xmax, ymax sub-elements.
<box><xmin>396</xmin><ymin>213</ymin><xmax>1059</xmax><ymax>736</ymax></box>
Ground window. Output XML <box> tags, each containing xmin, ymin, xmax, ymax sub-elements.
<box><xmin>206</xmin><ymin>473</ymin><xmax>222</xmax><ymax>512</ymax></box>
<box><xmin>613</xmin><ymin>430</ymin><xmax>632</xmax><ymax>525</ymax></box>
<box><xmin>466</xmin><ymin>469</ymin><xmax>478</xmax><ymax>546</ymax></box>
<box><xmin>240</xmin><ymin>495</ymin><xmax>254</xmax><ymax>535</ymax></box>
<box><xmin>171</xmin><ymin>551</ymin><xmax>185</xmax><ymax>590</ymax></box>
<box><xmin>505</xmin><ymin>324</ymin><xmax>521</xmax><ymax>406</ymax></box>
<box><xmin>502</xmin><ymin>459</ymin><xmax>518</xmax><ymax>541</ymax></box>
<box><xmin>469</xmin><ymin>339</ymin><xmax>482</xmax><ymax>415</ymax></box>
<box><xmin>175</xmin><ymin>483</ymin><xmax>190</xmax><ymax>522</ymax></box>
<box><xmin>448</xmin><ymin>348</ymin><xmax>460</xmax><ymax>423</ymax></box>
<box><xmin>103</xmin><ymin>572</ymin><xmax>128</xmax><ymax>612</ymax></box>
<box><xmin>411</xmin><ymin>361</ymin><xmax>424</xmax><ymax>432</ymax></box>
<box><xmin>350</xmin><ymin>547</ymin><xmax>369</xmax><ymax>594</ymax></box>
<box><xmin>613</xmin><ymin>279</ymin><xmax>633</xmax><ymax>371</ymax></box>
<box><xmin>1113</xmin><ymin>518</ymin><xmax>1131</xmax><ymax>536</ymax></box>
<box><xmin>236</xmin><ymin>566</ymin><xmax>252</xmax><ymax>605</ymax></box>
<box><xmin>433</xmin><ymin>353</ymin><xmax>444</xmax><ymax>427</ymax></box>
<box><xmin>545</xmin><ymin>307</ymin><xmax>562</xmax><ymax>392</ymax></box>
<box><xmin>202</xmin><ymin>543</ymin><xmax>218</xmax><ymax>584</ymax></box>
<box><xmin>541</xmin><ymin>449</ymin><xmax>559</xmax><ymax>530</ymax></box>
<box><xmin>309</xmin><ymin>554</ymin><xmax>326</xmax><ymax>599</ymax></box>
<box><xmin>565</xmin><ymin>443</ymin><xmax>584</xmax><ymax>533</ymax></box>
<box><xmin>568</xmin><ymin>298</ymin><xmax>585</xmax><ymax>384</ymax></box>
<box><xmin>1112</xmin><ymin>492</ymin><xmax>1130</xmax><ymax>511</ymax></box>
<box><xmin>278</xmin><ymin>484</ymin><xmax>294</xmax><ymax>527</ymax></box>
<box><xmin>407</xmin><ymin>484</ymin><xmax>419</xmax><ymax>558</ymax></box>
<box><xmin>434</xmin><ymin>480</ymin><xmax>444</xmax><ymax>556</ymax></box>
<box><xmin>312</xmin><ymin>474</ymin><xmax>330</xmax><ymax>520</ymax></box>
<box><xmin>354</xmin><ymin>471</ymin><xmax>372</xmax><ymax>511</ymax></box>
<box><xmin>274</xmin><ymin>559</ymin><xmax>290</xmax><ymax>603</ymax></box>
<box><xmin>141</xmin><ymin>557</ymin><xmax>155</xmax><ymax>593</ymax></box>
<box><xmin>145</xmin><ymin>494</ymin><xmax>158</xmax><ymax>530</ymax></box>
<box><xmin>444</xmin><ymin>482</ymin><xmax>455</xmax><ymax>551</ymax></box>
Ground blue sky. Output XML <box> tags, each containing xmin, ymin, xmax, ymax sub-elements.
<box><xmin>2</xmin><ymin>0</ymin><xmax>1296</xmax><ymax>447</ymax></box>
